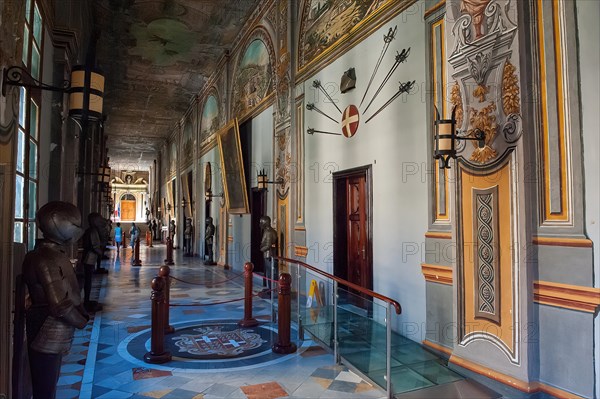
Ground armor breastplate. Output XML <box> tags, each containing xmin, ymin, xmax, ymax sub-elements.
<box><xmin>23</xmin><ymin>241</ymin><xmax>86</xmax><ymax>354</ymax></box>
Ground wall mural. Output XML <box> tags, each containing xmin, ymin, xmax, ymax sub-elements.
<box><xmin>182</xmin><ymin>110</ymin><xmax>195</xmax><ymax>165</ymax></box>
<box><xmin>200</xmin><ymin>94</ymin><xmax>220</xmax><ymax>145</ymax></box>
<box><xmin>170</xmin><ymin>141</ymin><xmax>177</xmax><ymax>175</ymax></box>
<box><xmin>130</xmin><ymin>18</ymin><xmax>196</xmax><ymax>67</ymax></box>
<box><xmin>298</xmin><ymin>0</ymin><xmax>391</xmax><ymax>73</ymax></box>
<box><xmin>232</xmin><ymin>38</ymin><xmax>274</xmax><ymax>117</ymax></box>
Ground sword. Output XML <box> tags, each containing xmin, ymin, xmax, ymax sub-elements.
<box><xmin>312</xmin><ymin>80</ymin><xmax>343</xmax><ymax>114</ymax></box>
<box><xmin>360</xmin><ymin>26</ymin><xmax>397</xmax><ymax>107</ymax></box>
<box><xmin>365</xmin><ymin>80</ymin><xmax>416</xmax><ymax>124</ymax></box>
<box><xmin>306</xmin><ymin>103</ymin><xmax>339</xmax><ymax>124</ymax></box>
<box><xmin>363</xmin><ymin>48</ymin><xmax>411</xmax><ymax>114</ymax></box>
<box><xmin>307</xmin><ymin>128</ymin><xmax>342</xmax><ymax>136</ymax></box>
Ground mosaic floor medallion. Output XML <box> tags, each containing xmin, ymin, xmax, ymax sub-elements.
<box><xmin>118</xmin><ymin>319</ymin><xmax>310</xmax><ymax>372</ymax></box>
<box><xmin>168</xmin><ymin>323</ymin><xmax>270</xmax><ymax>359</ymax></box>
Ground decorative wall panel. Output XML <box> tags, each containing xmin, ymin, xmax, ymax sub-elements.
<box><xmin>458</xmin><ymin>159</ymin><xmax>516</xmax><ymax>361</ymax></box>
<box><xmin>473</xmin><ymin>186</ymin><xmax>500</xmax><ymax>323</ymax></box>
<box><xmin>535</xmin><ymin>0</ymin><xmax>572</xmax><ymax>225</ymax></box>
<box><xmin>431</xmin><ymin>17</ymin><xmax>450</xmax><ymax>223</ymax></box>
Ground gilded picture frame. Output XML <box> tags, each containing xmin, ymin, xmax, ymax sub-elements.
<box><xmin>217</xmin><ymin>118</ymin><xmax>249</xmax><ymax>214</ymax></box>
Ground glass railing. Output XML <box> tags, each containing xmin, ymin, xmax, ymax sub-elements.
<box><xmin>267</xmin><ymin>256</ymin><xmax>464</xmax><ymax>398</ymax></box>
<box><xmin>270</xmin><ymin>256</ymin><xmax>402</xmax><ymax>398</ymax></box>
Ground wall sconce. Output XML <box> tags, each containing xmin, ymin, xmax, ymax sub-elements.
<box><xmin>2</xmin><ymin>65</ymin><xmax>104</xmax><ymax>123</ymax></box>
<box><xmin>257</xmin><ymin>169</ymin><xmax>284</xmax><ymax>190</ymax></box>
<box><xmin>205</xmin><ymin>189</ymin><xmax>223</xmax><ymax>202</ymax></box>
<box><xmin>434</xmin><ymin>106</ymin><xmax>485</xmax><ymax>169</ymax></box>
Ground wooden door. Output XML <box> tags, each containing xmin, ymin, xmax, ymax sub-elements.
<box><xmin>121</xmin><ymin>200</ymin><xmax>136</xmax><ymax>221</ymax></box>
<box><xmin>333</xmin><ymin>166</ymin><xmax>373</xmax><ymax>309</ymax></box>
<box><xmin>346</xmin><ymin>175</ymin><xmax>369</xmax><ymax>291</ymax></box>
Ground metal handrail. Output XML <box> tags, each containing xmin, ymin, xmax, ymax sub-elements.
<box><xmin>272</xmin><ymin>255</ymin><xmax>401</xmax><ymax>315</ymax></box>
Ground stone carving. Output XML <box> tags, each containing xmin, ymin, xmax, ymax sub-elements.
<box><xmin>502</xmin><ymin>60</ymin><xmax>520</xmax><ymax>115</ymax></box>
<box><xmin>450</xmin><ymin>82</ymin><xmax>465</xmax><ymax>128</ymax></box>
<box><xmin>468</xmin><ymin>52</ymin><xmax>491</xmax><ymax>102</ymax></box>
<box><xmin>476</xmin><ymin>193</ymin><xmax>496</xmax><ymax>314</ymax></box>
<box><xmin>502</xmin><ymin>113</ymin><xmax>523</xmax><ymax>144</ymax></box>
<box><xmin>468</xmin><ymin>103</ymin><xmax>498</xmax><ymax>164</ymax></box>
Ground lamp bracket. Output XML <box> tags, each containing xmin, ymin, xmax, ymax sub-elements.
<box><xmin>2</xmin><ymin>66</ymin><xmax>70</xmax><ymax>96</ymax></box>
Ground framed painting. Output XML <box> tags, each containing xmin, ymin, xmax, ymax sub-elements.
<box><xmin>217</xmin><ymin>118</ymin><xmax>249</xmax><ymax>214</ymax></box>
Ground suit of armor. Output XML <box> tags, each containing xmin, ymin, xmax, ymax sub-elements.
<box><xmin>259</xmin><ymin>216</ymin><xmax>278</xmax><ymax>290</ymax></box>
<box><xmin>204</xmin><ymin>217</ymin><xmax>215</xmax><ymax>264</ymax></box>
<box><xmin>259</xmin><ymin>216</ymin><xmax>277</xmax><ymax>259</ymax></box>
<box><xmin>22</xmin><ymin>201</ymin><xmax>89</xmax><ymax>399</ymax></box>
<box><xmin>82</xmin><ymin>213</ymin><xmax>107</xmax><ymax>309</ymax></box>
<box><xmin>183</xmin><ymin>218</ymin><xmax>194</xmax><ymax>256</ymax></box>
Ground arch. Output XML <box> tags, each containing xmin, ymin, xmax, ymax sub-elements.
<box><xmin>231</xmin><ymin>26</ymin><xmax>275</xmax><ymax>118</ymax></box>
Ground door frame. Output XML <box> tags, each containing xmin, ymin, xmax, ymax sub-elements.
<box><xmin>332</xmin><ymin>164</ymin><xmax>373</xmax><ymax>292</ymax></box>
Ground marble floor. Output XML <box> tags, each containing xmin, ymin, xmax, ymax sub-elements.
<box><xmin>56</xmin><ymin>244</ymin><xmax>390</xmax><ymax>399</ymax></box>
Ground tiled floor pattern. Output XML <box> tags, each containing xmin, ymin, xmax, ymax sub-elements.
<box><xmin>57</xmin><ymin>245</ymin><xmax>387</xmax><ymax>399</ymax></box>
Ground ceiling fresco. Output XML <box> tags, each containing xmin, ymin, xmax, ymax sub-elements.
<box><xmin>94</xmin><ymin>0</ymin><xmax>259</xmax><ymax>169</ymax></box>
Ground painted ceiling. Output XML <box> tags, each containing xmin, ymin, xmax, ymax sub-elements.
<box><xmin>94</xmin><ymin>0</ymin><xmax>259</xmax><ymax>170</ymax></box>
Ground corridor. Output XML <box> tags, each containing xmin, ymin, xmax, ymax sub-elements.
<box><xmin>55</xmin><ymin>245</ymin><xmax>388</xmax><ymax>399</ymax></box>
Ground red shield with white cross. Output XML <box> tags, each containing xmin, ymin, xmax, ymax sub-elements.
<box><xmin>341</xmin><ymin>105</ymin><xmax>360</xmax><ymax>138</ymax></box>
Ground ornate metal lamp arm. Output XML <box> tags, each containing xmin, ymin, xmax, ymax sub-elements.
<box><xmin>2</xmin><ymin>66</ymin><xmax>70</xmax><ymax>96</ymax></box>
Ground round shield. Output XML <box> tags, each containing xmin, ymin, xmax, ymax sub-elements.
<box><xmin>341</xmin><ymin>105</ymin><xmax>360</xmax><ymax>138</ymax></box>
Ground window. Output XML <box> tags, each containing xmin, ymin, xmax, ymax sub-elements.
<box><xmin>14</xmin><ymin>0</ymin><xmax>42</xmax><ymax>250</ymax></box>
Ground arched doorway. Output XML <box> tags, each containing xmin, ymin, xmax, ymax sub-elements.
<box><xmin>120</xmin><ymin>193</ymin><xmax>136</xmax><ymax>221</ymax></box>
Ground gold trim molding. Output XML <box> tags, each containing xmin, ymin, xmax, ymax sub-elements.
<box><xmin>425</xmin><ymin>231</ymin><xmax>452</xmax><ymax>239</ymax></box>
<box><xmin>294</xmin><ymin>245</ymin><xmax>308</xmax><ymax>258</ymax></box>
<box><xmin>450</xmin><ymin>355</ymin><xmax>587</xmax><ymax>398</ymax></box>
<box><xmin>534</xmin><ymin>281</ymin><xmax>600</xmax><ymax>313</ymax></box>
<box><xmin>533</xmin><ymin>236</ymin><xmax>592</xmax><ymax>248</ymax></box>
<box><xmin>424</xmin><ymin>0</ymin><xmax>446</xmax><ymax>19</ymax></box>
<box><xmin>421</xmin><ymin>264</ymin><xmax>453</xmax><ymax>285</ymax></box>
<box><xmin>422</xmin><ymin>339</ymin><xmax>452</xmax><ymax>356</ymax></box>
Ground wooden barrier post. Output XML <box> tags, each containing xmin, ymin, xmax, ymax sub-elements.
<box><xmin>146</xmin><ymin>230</ymin><xmax>153</xmax><ymax>247</ymax></box>
<box><xmin>159</xmin><ymin>266</ymin><xmax>175</xmax><ymax>334</ymax></box>
<box><xmin>122</xmin><ymin>231</ymin><xmax>126</xmax><ymax>248</ymax></box>
<box><xmin>272</xmin><ymin>273</ymin><xmax>297</xmax><ymax>354</ymax></box>
<box><xmin>238</xmin><ymin>262</ymin><xmax>258</xmax><ymax>327</ymax></box>
<box><xmin>144</xmin><ymin>276</ymin><xmax>172</xmax><ymax>364</ymax></box>
<box><xmin>164</xmin><ymin>236</ymin><xmax>174</xmax><ymax>265</ymax></box>
<box><xmin>133</xmin><ymin>237</ymin><xmax>142</xmax><ymax>266</ymax></box>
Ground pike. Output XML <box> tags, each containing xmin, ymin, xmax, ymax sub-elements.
<box><xmin>363</xmin><ymin>48</ymin><xmax>411</xmax><ymax>114</ymax></box>
<box><xmin>365</xmin><ymin>80</ymin><xmax>416</xmax><ymax>124</ymax></box>
<box><xmin>306</xmin><ymin>103</ymin><xmax>339</xmax><ymax>124</ymax></box>
<box><xmin>360</xmin><ymin>26</ymin><xmax>397</xmax><ymax>107</ymax></box>
<box><xmin>307</xmin><ymin>128</ymin><xmax>342</xmax><ymax>136</ymax></box>
<box><xmin>312</xmin><ymin>80</ymin><xmax>343</xmax><ymax>114</ymax></box>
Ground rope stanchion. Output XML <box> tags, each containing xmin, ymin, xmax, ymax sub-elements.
<box><xmin>146</xmin><ymin>230</ymin><xmax>153</xmax><ymax>247</ymax></box>
<box><xmin>253</xmin><ymin>272</ymin><xmax>279</xmax><ymax>284</ymax></box>
<box><xmin>144</xmin><ymin>276</ymin><xmax>172</xmax><ymax>364</ymax></box>
<box><xmin>159</xmin><ymin>266</ymin><xmax>175</xmax><ymax>334</ymax></box>
<box><xmin>122</xmin><ymin>231</ymin><xmax>126</xmax><ymax>248</ymax></box>
<box><xmin>133</xmin><ymin>237</ymin><xmax>142</xmax><ymax>266</ymax></box>
<box><xmin>164</xmin><ymin>236</ymin><xmax>174</xmax><ymax>265</ymax></box>
<box><xmin>238</xmin><ymin>262</ymin><xmax>258</xmax><ymax>327</ymax></box>
<box><xmin>272</xmin><ymin>273</ymin><xmax>297</xmax><ymax>354</ymax></box>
